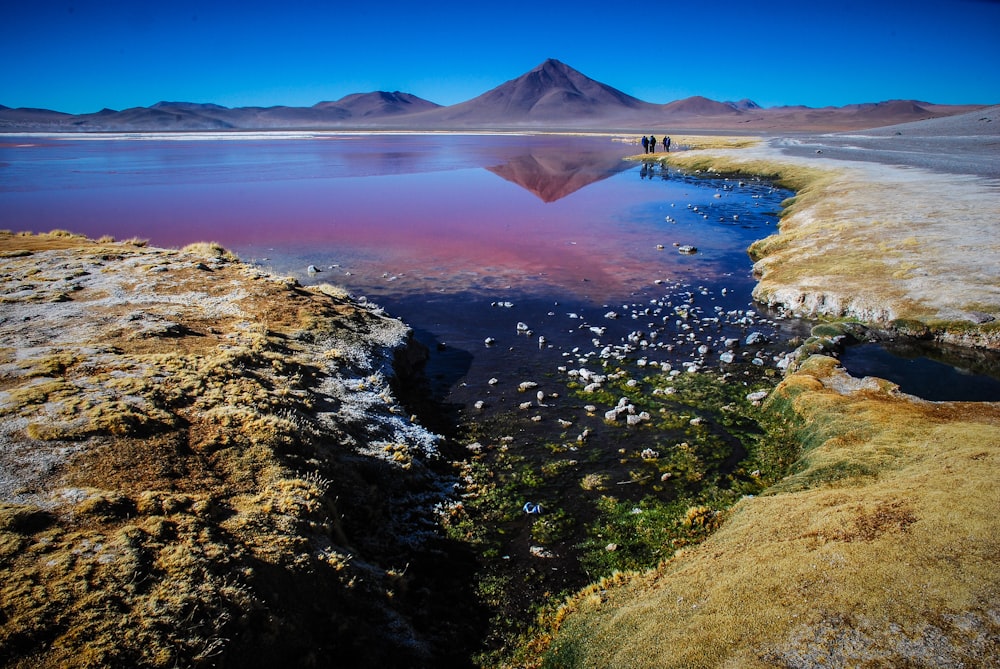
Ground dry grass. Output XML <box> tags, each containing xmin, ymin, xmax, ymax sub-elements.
<box><xmin>0</xmin><ymin>232</ymin><xmax>446</xmax><ymax>667</ymax></box>
<box><xmin>646</xmin><ymin>145</ymin><xmax>1000</xmax><ymax>349</ymax></box>
<box><xmin>537</xmin><ymin>355</ymin><xmax>1000</xmax><ymax>668</ymax></box>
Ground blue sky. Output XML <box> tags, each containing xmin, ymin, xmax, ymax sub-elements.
<box><xmin>3</xmin><ymin>0</ymin><xmax>999</xmax><ymax>114</ymax></box>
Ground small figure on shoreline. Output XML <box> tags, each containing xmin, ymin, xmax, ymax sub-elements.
<box><xmin>650</xmin><ymin>135</ymin><xmax>657</xmax><ymax>153</ymax></box>
<box><xmin>665</xmin><ymin>136</ymin><xmax>671</xmax><ymax>152</ymax></box>
<box><xmin>641</xmin><ymin>135</ymin><xmax>649</xmax><ymax>153</ymax></box>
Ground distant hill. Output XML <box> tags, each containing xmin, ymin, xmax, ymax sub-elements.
<box><xmin>660</xmin><ymin>95</ymin><xmax>741</xmax><ymax>117</ymax></box>
<box><xmin>0</xmin><ymin>60</ymin><xmax>988</xmax><ymax>133</ymax></box>
<box><xmin>314</xmin><ymin>91</ymin><xmax>441</xmax><ymax>118</ymax></box>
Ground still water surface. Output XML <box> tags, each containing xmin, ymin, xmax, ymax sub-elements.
<box><xmin>3</xmin><ymin>133</ymin><xmax>995</xmax><ymax>403</ymax></box>
<box><xmin>0</xmin><ymin>134</ymin><xmax>805</xmax><ymax>409</ymax></box>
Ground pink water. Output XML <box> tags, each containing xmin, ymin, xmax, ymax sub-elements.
<box><xmin>2</xmin><ymin>133</ymin><xmax>812</xmax><ymax>409</ymax></box>
<box><xmin>0</xmin><ymin>134</ymin><xmax>782</xmax><ymax>301</ymax></box>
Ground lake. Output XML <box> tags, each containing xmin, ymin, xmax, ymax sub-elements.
<box><xmin>0</xmin><ymin>133</ymin><xmax>816</xmax><ymax>411</ymax></box>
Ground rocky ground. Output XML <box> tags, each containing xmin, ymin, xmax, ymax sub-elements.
<box><xmin>0</xmin><ymin>232</ymin><xmax>477</xmax><ymax>668</ymax></box>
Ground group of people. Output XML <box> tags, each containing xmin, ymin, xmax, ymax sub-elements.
<box><xmin>641</xmin><ymin>134</ymin><xmax>671</xmax><ymax>153</ymax></box>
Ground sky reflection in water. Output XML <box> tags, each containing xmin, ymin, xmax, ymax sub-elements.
<box><xmin>0</xmin><ymin>134</ymin><xmax>783</xmax><ymax>303</ymax></box>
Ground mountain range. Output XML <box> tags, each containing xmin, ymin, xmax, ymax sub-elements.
<box><xmin>0</xmin><ymin>59</ymin><xmax>986</xmax><ymax>133</ymax></box>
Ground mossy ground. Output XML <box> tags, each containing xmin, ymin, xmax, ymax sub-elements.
<box><xmin>439</xmin><ymin>354</ymin><xmax>799</xmax><ymax>667</ymax></box>
<box><xmin>526</xmin><ymin>357</ymin><xmax>1000</xmax><ymax>668</ymax></box>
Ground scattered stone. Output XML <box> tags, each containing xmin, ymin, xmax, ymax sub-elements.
<box><xmin>529</xmin><ymin>545</ymin><xmax>557</xmax><ymax>559</ymax></box>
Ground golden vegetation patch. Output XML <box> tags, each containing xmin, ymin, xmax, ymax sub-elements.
<box><xmin>531</xmin><ymin>356</ymin><xmax>1000</xmax><ymax>668</ymax></box>
<box><xmin>0</xmin><ymin>233</ymin><xmax>446</xmax><ymax>667</ymax></box>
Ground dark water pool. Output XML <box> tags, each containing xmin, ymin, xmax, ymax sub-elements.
<box><xmin>840</xmin><ymin>342</ymin><xmax>1000</xmax><ymax>402</ymax></box>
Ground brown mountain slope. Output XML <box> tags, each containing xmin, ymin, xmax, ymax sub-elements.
<box><xmin>400</xmin><ymin>58</ymin><xmax>658</xmax><ymax>126</ymax></box>
<box><xmin>315</xmin><ymin>91</ymin><xmax>441</xmax><ymax>117</ymax></box>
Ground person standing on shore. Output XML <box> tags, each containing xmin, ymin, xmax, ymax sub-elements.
<box><xmin>665</xmin><ymin>136</ymin><xmax>671</xmax><ymax>152</ymax></box>
<box><xmin>641</xmin><ymin>136</ymin><xmax>649</xmax><ymax>153</ymax></box>
<box><xmin>649</xmin><ymin>135</ymin><xmax>657</xmax><ymax>153</ymax></box>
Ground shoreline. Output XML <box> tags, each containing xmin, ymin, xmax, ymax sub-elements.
<box><xmin>641</xmin><ymin>132</ymin><xmax>999</xmax><ymax>351</ymax></box>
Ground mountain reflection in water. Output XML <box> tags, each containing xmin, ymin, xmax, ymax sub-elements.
<box><xmin>485</xmin><ymin>146</ymin><xmax>633</xmax><ymax>202</ymax></box>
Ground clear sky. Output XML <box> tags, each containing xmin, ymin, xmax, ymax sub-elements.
<box><xmin>3</xmin><ymin>0</ymin><xmax>999</xmax><ymax>114</ymax></box>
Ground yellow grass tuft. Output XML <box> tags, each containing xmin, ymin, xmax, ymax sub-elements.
<box><xmin>181</xmin><ymin>241</ymin><xmax>240</xmax><ymax>262</ymax></box>
<box><xmin>0</xmin><ymin>238</ymin><xmax>441</xmax><ymax>666</ymax></box>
